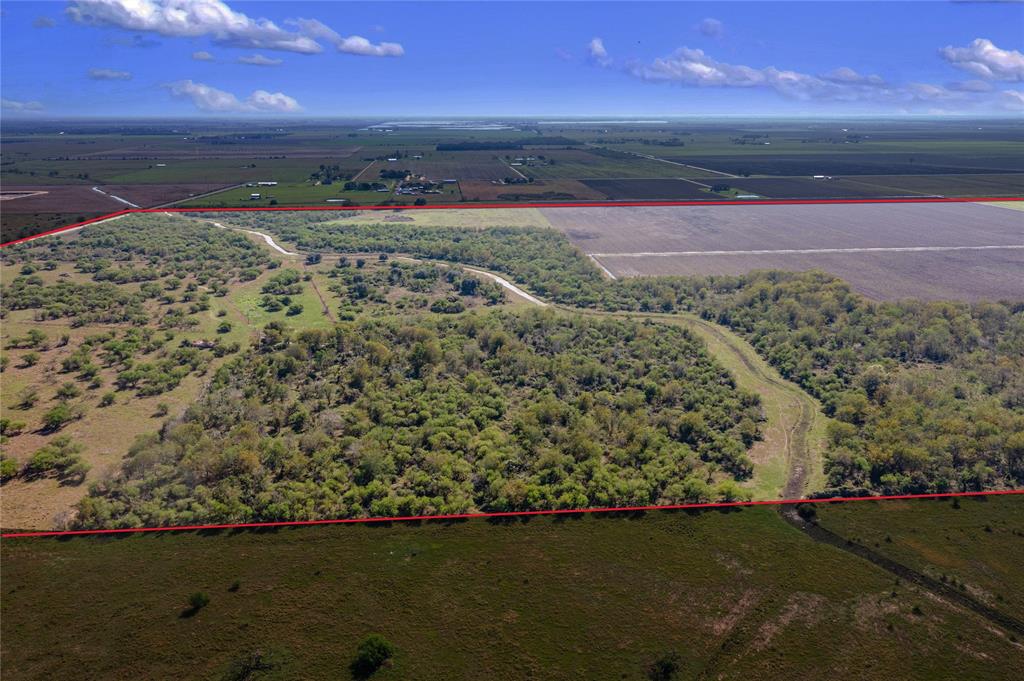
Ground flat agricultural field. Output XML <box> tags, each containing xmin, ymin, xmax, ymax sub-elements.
<box><xmin>359</xmin><ymin>154</ymin><xmax>511</xmax><ymax>182</ymax></box>
<box><xmin>0</xmin><ymin>185</ymin><xmax>125</xmax><ymax>214</ymax></box>
<box><xmin>713</xmin><ymin>175</ymin><xmax>1024</xmax><ymax>200</ymax></box>
<box><xmin>0</xmin><ymin>186</ymin><xmax>130</xmax><ymax>241</ymax></box>
<box><xmin>543</xmin><ymin>202</ymin><xmax>1024</xmax><ymax>301</ymax></box>
<box><xmin>726</xmin><ymin>177</ymin><xmax>910</xmax><ymax>199</ymax></box>
<box><xmin>460</xmin><ymin>179</ymin><xmax>606</xmax><ymax>202</ymax></box>
<box><xmin>4</xmin><ymin>500</ymin><xmax>1023</xmax><ymax>680</ymax></box>
<box><xmin>600</xmin><ymin>249</ymin><xmax>1024</xmax><ymax>302</ymax></box>
<box><xmin>96</xmin><ymin>183</ymin><xmax>236</xmax><ymax>207</ymax></box>
<box><xmin>659</xmin><ymin>150</ymin><xmax>1024</xmax><ymax>177</ymax></box>
<box><xmin>519</xmin><ymin>149</ymin><xmax>696</xmax><ymax>179</ymax></box>
<box><xmin>580</xmin><ymin>178</ymin><xmax>716</xmax><ymax>200</ymax></box>
<box><xmin>833</xmin><ymin>173</ymin><xmax>1024</xmax><ymax>198</ymax></box>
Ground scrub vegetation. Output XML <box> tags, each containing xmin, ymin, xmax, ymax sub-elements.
<box><xmin>75</xmin><ymin>311</ymin><xmax>762</xmax><ymax>528</ymax></box>
<box><xmin>217</xmin><ymin>211</ymin><xmax>1024</xmax><ymax>497</ymax></box>
<box><xmin>2</xmin><ymin>209</ymin><xmax>1021</xmax><ymax>530</ymax></box>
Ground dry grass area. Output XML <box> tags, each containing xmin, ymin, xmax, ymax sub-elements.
<box><xmin>986</xmin><ymin>201</ymin><xmax>1024</xmax><ymax>212</ymax></box>
<box><xmin>323</xmin><ymin>207</ymin><xmax>553</xmax><ymax>230</ymax></box>
<box><xmin>0</xmin><ymin>316</ymin><xmax>216</xmax><ymax>528</ymax></box>
<box><xmin>0</xmin><ymin>247</ymin><xmax>284</xmax><ymax>528</ymax></box>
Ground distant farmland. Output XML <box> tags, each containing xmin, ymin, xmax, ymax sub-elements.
<box><xmin>727</xmin><ymin>177</ymin><xmax>910</xmax><ymax>199</ymax></box>
<box><xmin>359</xmin><ymin>153</ymin><xmax>511</xmax><ymax>182</ymax></box>
<box><xmin>519</xmin><ymin>149</ymin><xmax>694</xmax><ymax>179</ymax></box>
<box><xmin>543</xmin><ymin>202</ymin><xmax>1024</xmax><ymax>301</ymax></box>
<box><xmin>599</xmin><ymin>249</ymin><xmax>1024</xmax><ymax>302</ymax></box>
<box><xmin>459</xmin><ymin>179</ymin><xmax>606</xmax><ymax>202</ymax></box>
<box><xmin>580</xmin><ymin>178</ymin><xmax>715</xmax><ymax>200</ymax></box>
<box><xmin>730</xmin><ymin>174</ymin><xmax>1024</xmax><ymax>199</ymax></box>
<box><xmin>661</xmin><ymin>153</ymin><xmax>1024</xmax><ymax>177</ymax></box>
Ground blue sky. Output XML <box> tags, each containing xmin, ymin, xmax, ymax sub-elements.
<box><xmin>2</xmin><ymin>1</ymin><xmax>1023</xmax><ymax>117</ymax></box>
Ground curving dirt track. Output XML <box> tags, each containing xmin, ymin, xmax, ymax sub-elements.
<box><xmin>179</xmin><ymin>213</ymin><xmax>826</xmax><ymax>501</ymax></box>
<box><xmin>559</xmin><ymin>307</ymin><xmax>825</xmax><ymax>500</ymax></box>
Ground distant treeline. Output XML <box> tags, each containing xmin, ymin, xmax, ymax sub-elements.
<box><xmin>437</xmin><ymin>137</ymin><xmax>580</xmax><ymax>151</ymax></box>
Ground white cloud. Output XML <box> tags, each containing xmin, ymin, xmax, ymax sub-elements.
<box><xmin>823</xmin><ymin>67</ymin><xmax>885</xmax><ymax>86</ymax></box>
<box><xmin>588</xmin><ymin>37</ymin><xmax>611</xmax><ymax>67</ymax></box>
<box><xmin>88</xmin><ymin>67</ymin><xmax>132</xmax><ymax>80</ymax></box>
<box><xmin>337</xmin><ymin>35</ymin><xmax>403</xmax><ymax>57</ymax></box>
<box><xmin>238</xmin><ymin>54</ymin><xmax>282</xmax><ymax>66</ymax></box>
<box><xmin>33</xmin><ymin>16</ymin><xmax>56</xmax><ymax>28</ymax></box>
<box><xmin>998</xmin><ymin>89</ymin><xmax>1024</xmax><ymax>110</ymax></box>
<box><xmin>246</xmin><ymin>89</ymin><xmax>301</xmax><ymax>112</ymax></box>
<box><xmin>631</xmin><ymin>47</ymin><xmax>836</xmax><ymax>99</ymax></box>
<box><xmin>164</xmin><ymin>80</ymin><xmax>300</xmax><ymax>113</ymax></box>
<box><xmin>697</xmin><ymin>18</ymin><xmax>723</xmax><ymax>39</ymax></box>
<box><xmin>66</xmin><ymin>0</ymin><xmax>322</xmax><ymax>54</ymax></box>
<box><xmin>904</xmin><ymin>82</ymin><xmax>959</xmax><ymax>102</ymax></box>
<box><xmin>947</xmin><ymin>79</ymin><xmax>994</xmax><ymax>93</ymax></box>
<box><xmin>1</xmin><ymin>98</ymin><xmax>44</xmax><ymax>111</ymax></box>
<box><xmin>192</xmin><ymin>50</ymin><xmax>214</xmax><ymax>61</ymax></box>
<box><xmin>288</xmin><ymin>18</ymin><xmax>403</xmax><ymax>57</ymax></box>
<box><xmin>611</xmin><ymin>45</ymin><xmax>998</xmax><ymax>109</ymax></box>
<box><xmin>940</xmin><ymin>38</ymin><xmax>1024</xmax><ymax>81</ymax></box>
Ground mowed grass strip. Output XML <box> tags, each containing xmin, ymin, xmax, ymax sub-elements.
<box><xmin>3</xmin><ymin>504</ymin><xmax>1023</xmax><ymax>680</ymax></box>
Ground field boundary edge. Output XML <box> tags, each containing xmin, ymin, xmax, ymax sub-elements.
<box><xmin>2</xmin><ymin>490</ymin><xmax>1022</xmax><ymax>538</ymax></box>
<box><xmin>2</xmin><ymin>196</ymin><xmax>1022</xmax><ymax>248</ymax></box>
<box><xmin>2</xmin><ymin>197</ymin><xmax>1023</xmax><ymax>538</ymax></box>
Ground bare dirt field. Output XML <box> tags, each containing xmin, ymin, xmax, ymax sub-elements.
<box><xmin>580</xmin><ymin>178</ymin><xmax>714</xmax><ymax>200</ymax></box>
<box><xmin>542</xmin><ymin>202</ymin><xmax>1024</xmax><ymax>252</ymax></box>
<box><xmin>0</xmin><ymin>185</ymin><xmax>124</xmax><ymax>214</ymax></box>
<box><xmin>599</xmin><ymin>249</ymin><xmax>1024</xmax><ymax>301</ymax></box>
<box><xmin>728</xmin><ymin>177</ymin><xmax>910</xmax><ymax>199</ymax></box>
<box><xmin>543</xmin><ymin>202</ymin><xmax>1024</xmax><ymax>301</ymax></box>
<box><xmin>98</xmin><ymin>183</ymin><xmax>234</xmax><ymax>207</ymax></box>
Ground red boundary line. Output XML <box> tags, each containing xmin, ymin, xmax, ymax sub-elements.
<box><xmin>1</xmin><ymin>196</ymin><xmax>1021</xmax><ymax>249</ymax></box>
<box><xmin>2</xmin><ymin>197</ymin><xmax>1023</xmax><ymax>538</ymax></box>
<box><xmin>3</xmin><ymin>490</ymin><xmax>1022</xmax><ymax>539</ymax></box>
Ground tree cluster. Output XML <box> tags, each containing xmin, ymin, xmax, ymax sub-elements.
<box><xmin>74</xmin><ymin>310</ymin><xmax>762</xmax><ymax>528</ymax></box>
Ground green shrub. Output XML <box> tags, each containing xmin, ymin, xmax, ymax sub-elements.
<box><xmin>188</xmin><ymin>592</ymin><xmax>210</xmax><ymax>611</ymax></box>
<box><xmin>56</xmin><ymin>382</ymin><xmax>82</xmax><ymax>400</ymax></box>
<box><xmin>0</xmin><ymin>418</ymin><xmax>26</xmax><ymax>436</ymax></box>
<box><xmin>647</xmin><ymin>652</ymin><xmax>682</xmax><ymax>681</ymax></box>
<box><xmin>350</xmin><ymin>634</ymin><xmax>394</xmax><ymax>678</ymax></box>
<box><xmin>42</xmin><ymin>402</ymin><xmax>79</xmax><ymax>431</ymax></box>
<box><xmin>0</xmin><ymin>457</ymin><xmax>19</xmax><ymax>482</ymax></box>
<box><xmin>22</xmin><ymin>436</ymin><xmax>85</xmax><ymax>480</ymax></box>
